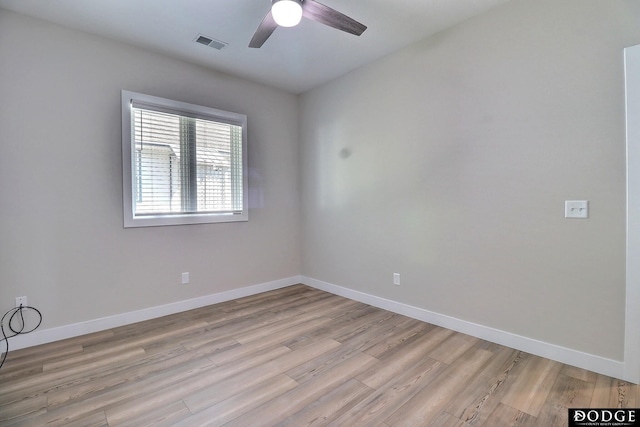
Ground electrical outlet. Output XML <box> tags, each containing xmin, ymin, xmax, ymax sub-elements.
<box><xmin>181</xmin><ymin>272</ymin><xmax>190</xmax><ymax>285</ymax></box>
<box><xmin>15</xmin><ymin>296</ymin><xmax>27</xmax><ymax>308</ymax></box>
<box><xmin>393</xmin><ymin>273</ymin><xmax>400</xmax><ymax>286</ymax></box>
<box><xmin>565</xmin><ymin>200</ymin><xmax>589</xmax><ymax>219</ymax></box>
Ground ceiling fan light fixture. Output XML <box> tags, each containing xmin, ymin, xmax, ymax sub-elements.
<box><xmin>271</xmin><ymin>0</ymin><xmax>303</xmax><ymax>27</ymax></box>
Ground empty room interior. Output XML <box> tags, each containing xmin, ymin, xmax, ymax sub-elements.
<box><xmin>1</xmin><ymin>0</ymin><xmax>640</xmax><ymax>425</ymax></box>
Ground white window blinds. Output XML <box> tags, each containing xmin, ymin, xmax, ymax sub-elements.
<box><xmin>122</xmin><ymin>91</ymin><xmax>247</xmax><ymax>227</ymax></box>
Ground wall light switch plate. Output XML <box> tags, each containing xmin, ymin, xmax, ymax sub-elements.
<box><xmin>393</xmin><ymin>273</ymin><xmax>400</xmax><ymax>286</ymax></box>
<box><xmin>565</xmin><ymin>200</ymin><xmax>588</xmax><ymax>219</ymax></box>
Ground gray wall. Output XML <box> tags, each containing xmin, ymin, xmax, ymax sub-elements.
<box><xmin>0</xmin><ymin>11</ymin><xmax>301</xmax><ymax>328</ymax></box>
<box><xmin>300</xmin><ymin>0</ymin><xmax>640</xmax><ymax>361</ymax></box>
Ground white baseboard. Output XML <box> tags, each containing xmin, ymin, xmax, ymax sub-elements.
<box><xmin>302</xmin><ymin>276</ymin><xmax>627</xmax><ymax>381</ymax></box>
<box><xmin>9</xmin><ymin>274</ymin><xmax>629</xmax><ymax>382</ymax></box>
<box><xmin>10</xmin><ymin>276</ymin><xmax>303</xmax><ymax>351</ymax></box>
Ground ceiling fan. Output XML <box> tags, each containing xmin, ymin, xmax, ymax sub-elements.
<box><xmin>249</xmin><ymin>0</ymin><xmax>367</xmax><ymax>48</ymax></box>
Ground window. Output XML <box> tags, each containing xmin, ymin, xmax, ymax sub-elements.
<box><xmin>121</xmin><ymin>90</ymin><xmax>247</xmax><ymax>227</ymax></box>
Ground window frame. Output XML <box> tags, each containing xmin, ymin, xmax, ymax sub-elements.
<box><xmin>121</xmin><ymin>90</ymin><xmax>248</xmax><ymax>228</ymax></box>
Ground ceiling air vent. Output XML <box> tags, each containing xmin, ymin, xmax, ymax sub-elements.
<box><xmin>194</xmin><ymin>34</ymin><xmax>228</xmax><ymax>50</ymax></box>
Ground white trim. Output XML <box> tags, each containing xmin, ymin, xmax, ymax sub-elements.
<box><xmin>10</xmin><ymin>273</ymin><xmax>634</xmax><ymax>381</ymax></box>
<box><xmin>302</xmin><ymin>276</ymin><xmax>627</xmax><ymax>381</ymax></box>
<box><xmin>10</xmin><ymin>276</ymin><xmax>302</xmax><ymax>351</ymax></box>
<box><xmin>625</xmin><ymin>44</ymin><xmax>640</xmax><ymax>384</ymax></box>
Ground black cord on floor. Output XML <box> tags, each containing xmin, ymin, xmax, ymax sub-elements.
<box><xmin>0</xmin><ymin>304</ymin><xmax>42</xmax><ymax>371</ymax></box>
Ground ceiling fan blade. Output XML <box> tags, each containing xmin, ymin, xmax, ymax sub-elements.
<box><xmin>249</xmin><ymin>10</ymin><xmax>278</xmax><ymax>48</ymax></box>
<box><xmin>301</xmin><ymin>0</ymin><xmax>367</xmax><ymax>36</ymax></box>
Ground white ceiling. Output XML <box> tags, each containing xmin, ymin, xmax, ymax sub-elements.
<box><xmin>0</xmin><ymin>0</ymin><xmax>511</xmax><ymax>94</ymax></box>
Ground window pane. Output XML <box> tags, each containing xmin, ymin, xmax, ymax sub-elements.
<box><xmin>122</xmin><ymin>90</ymin><xmax>247</xmax><ymax>227</ymax></box>
<box><xmin>133</xmin><ymin>109</ymin><xmax>182</xmax><ymax>215</ymax></box>
<box><xmin>132</xmin><ymin>109</ymin><xmax>244</xmax><ymax>216</ymax></box>
<box><xmin>195</xmin><ymin>119</ymin><xmax>243</xmax><ymax>213</ymax></box>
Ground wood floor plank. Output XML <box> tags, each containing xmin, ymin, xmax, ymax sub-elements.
<box><xmin>43</xmin><ymin>346</ymin><xmax>147</xmax><ymax>374</ymax></box>
<box><xmin>56</xmin><ymin>411</ymin><xmax>110</xmax><ymax>427</ymax></box>
<box><xmin>83</xmin><ymin>357</ymin><xmax>216</xmax><ymax>425</ymax></box>
<box><xmin>427</xmin><ymin>331</ymin><xmax>479</xmax><ymax>365</ymax></box>
<box><xmin>1</xmin><ymin>346</ymin><xmax>178</xmax><ymax>407</ymax></box>
<box><xmin>590</xmin><ymin>374</ymin><xmax>639</xmax><ymax>407</ymax></box>
<box><xmin>232</xmin><ymin>309</ymin><xmax>334</xmax><ymax>344</ymax></box>
<box><xmin>53</xmin><ymin>321</ymin><xmax>209</xmax><ymax>371</ymax></box>
<box><xmin>534</xmin><ymin>373</ymin><xmax>594</xmax><ymax>427</ymax></box>
<box><xmin>222</xmin><ymin>350</ymin><xmax>380</xmax><ymax>427</ymax></box>
<box><xmin>329</xmin><ymin>357</ymin><xmax>447</xmax><ymax>426</ymax></box>
<box><xmin>208</xmin><ymin>317</ymin><xmax>333</xmax><ymax>365</ymax></box>
<box><xmin>0</xmin><ymin>329</ymin><xmax>113</xmax><ymax>381</ymax></box>
<box><xmin>500</xmin><ymin>355</ymin><xmax>564</xmax><ymax>417</ymax></box>
<box><xmin>329</xmin><ymin>309</ymin><xmax>398</xmax><ymax>343</ymax></box>
<box><xmin>0</xmin><ymin>284</ymin><xmax>636</xmax><ymax>427</ymax></box>
<box><xmin>178</xmin><ymin>335</ymin><xmax>239</xmax><ymax>357</ymax></box>
<box><xmin>7</xmin><ymin>356</ymin><xmax>216</xmax><ymax>426</ymax></box>
<box><xmin>443</xmin><ymin>347</ymin><xmax>525</xmax><ymax>425</ymax></box>
<box><xmin>333</xmin><ymin>314</ymin><xmax>424</xmax><ymax>357</ymax></box>
<box><xmin>175</xmin><ymin>374</ymin><xmax>299</xmax><ymax>427</ymax></box>
<box><xmin>181</xmin><ymin>311</ymin><xmax>292</xmax><ymax>349</ymax></box>
<box><xmin>0</xmin><ymin>345</ymin><xmax>83</xmax><ymax>381</ymax></box>
<box><xmin>0</xmin><ymin>394</ymin><xmax>47</xmax><ymax>424</ymax></box>
<box><xmin>279</xmin><ymin>378</ymin><xmax>373</xmax><ymax>426</ymax></box>
<box><xmin>561</xmin><ymin>363</ymin><xmax>599</xmax><ymax>383</ymax></box>
<box><xmin>280</xmin><ymin>304</ymin><xmax>380</xmax><ymax>351</ymax></box>
<box><xmin>181</xmin><ymin>339</ymin><xmax>342</xmax><ymax>415</ymax></box>
<box><xmin>359</xmin><ymin>318</ymin><xmax>432</xmax><ymax>359</ymax></box>
<box><xmin>223</xmin><ymin>284</ymin><xmax>313</xmax><ymax>307</ymax></box>
<box><xmin>113</xmin><ymin>400</ymin><xmax>192</xmax><ymax>427</ymax></box>
<box><xmin>429</xmin><ymin>412</ymin><xmax>469</xmax><ymax>427</ymax></box>
<box><xmin>285</xmin><ymin>344</ymin><xmax>366</xmax><ymax>384</ymax></box>
<box><xmin>294</xmin><ymin>293</ymin><xmax>360</xmax><ymax>316</ymax></box>
<box><xmin>357</xmin><ymin>326</ymin><xmax>454</xmax><ymax>389</ymax></box>
<box><xmin>46</xmin><ymin>345</ymin><xmax>192</xmax><ymax>408</ymax></box>
<box><xmin>384</xmin><ymin>346</ymin><xmax>496</xmax><ymax>426</ymax></box>
<box><xmin>7</xmin><ymin>410</ymin><xmax>111</xmax><ymax>427</ymax></box>
<box><xmin>482</xmin><ymin>403</ymin><xmax>537</xmax><ymax>427</ymax></box>
<box><xmin>103</xmin><ymin>344</ymin><xmax>296</xmax><ymax>425</ymax></box>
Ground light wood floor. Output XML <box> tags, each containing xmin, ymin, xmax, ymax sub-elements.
<box><xmin>0</xmin><ymin>285</ymin><xmax>637</xmax><ymax>426</ymax></box>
